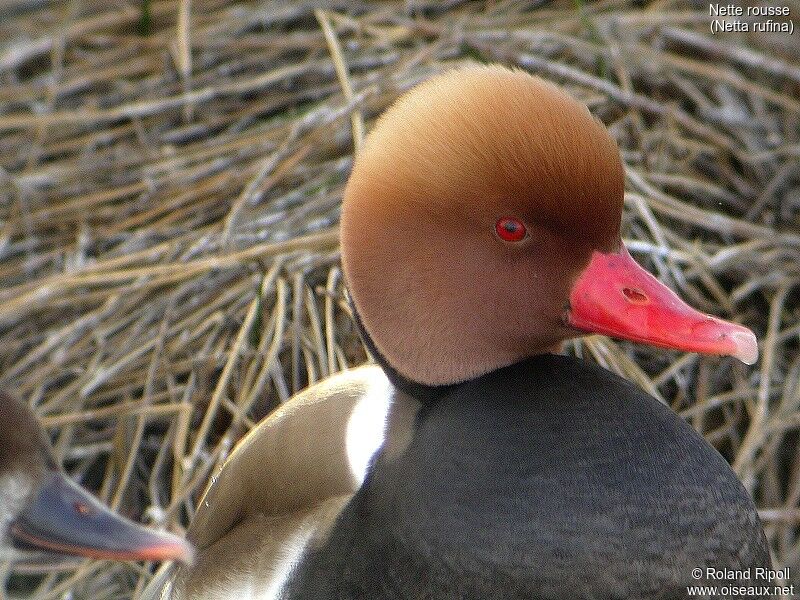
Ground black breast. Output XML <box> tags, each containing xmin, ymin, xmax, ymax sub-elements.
<box><xmin>285</xmin><ymin>354</ymin><xmax>771</xmax><ymax>599</ymax></box>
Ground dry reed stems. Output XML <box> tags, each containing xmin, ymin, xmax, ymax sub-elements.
<box><xmin>0</xmin><ymin>0</ymin><xmax>798</xmax><ymax>597</ymax></box>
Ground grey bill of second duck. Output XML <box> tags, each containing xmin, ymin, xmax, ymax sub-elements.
<box><xmin>0</xmin><ymin>391</ymin><xmax>193</xmax><ymax>567</ymax></box>
<box><xmin>147</xmin><ymin>65</ymin><xmax>769</xmax><ymax>600</ymax></box>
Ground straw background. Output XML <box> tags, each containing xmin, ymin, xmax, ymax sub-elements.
<box><xmin>1</xmin><ymin>0</ymin><xmax>799</xmax><ymax>597</ymax></box>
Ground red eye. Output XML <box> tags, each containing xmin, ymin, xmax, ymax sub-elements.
<box><xmin>495</xmin><ymin>217</ymin><xmax>527</xmax><ymax>242</ymax></box>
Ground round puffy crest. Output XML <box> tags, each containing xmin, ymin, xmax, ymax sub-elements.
<box><xmin>344</xmin><ymin>65</ymin><xmax>624</xmax><ymax>251</ymax></box>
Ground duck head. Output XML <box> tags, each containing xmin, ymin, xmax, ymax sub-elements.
<box><xmin>341</xmin><ymin>65</ymin><xmax>757</xmax><ymax>387</ymax></box>
<box><xmin>0</xmin><ymin>392</ymin><xmax>193</xmax><ymax>564</ymax></box>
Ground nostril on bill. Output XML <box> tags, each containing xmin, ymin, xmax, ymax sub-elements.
<box><xmin>622</xmin><ymin>287</ymin><xmax>649</xmax><ymax>304</ymax></box>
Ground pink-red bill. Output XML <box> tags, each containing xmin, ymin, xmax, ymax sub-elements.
<box><xmin>567</xmin><ymin>245</ymin><xmax>757</xmax><ymax>365</ymax></box>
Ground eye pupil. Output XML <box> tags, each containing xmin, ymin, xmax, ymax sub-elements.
<box><xmin>495</xmin><ymin>217</ymin><xmax>527</xmax><ymax>242</ymax></box>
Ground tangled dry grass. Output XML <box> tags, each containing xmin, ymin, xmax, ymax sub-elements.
<box><xmin>0</xmin><ymin>0</ymin><xmax>798</xmax><ymax>597</ymax></box>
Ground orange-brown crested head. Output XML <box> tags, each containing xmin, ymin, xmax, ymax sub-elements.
<box><xmin>341</xmin><ymin>65</ymin><xmax>625</xmax><ymax>386</ymax></box>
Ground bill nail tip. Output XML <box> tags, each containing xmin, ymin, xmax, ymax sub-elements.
<box><xmin>731</xmin><ymin>329</ymin><xmax>758</xmax><ymax>365</ymax></box>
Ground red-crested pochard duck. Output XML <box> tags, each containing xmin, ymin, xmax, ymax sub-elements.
<box><xmin>147</xmin><ymin>65</ymin><xmax>769</xmax><ymax>600</ymax></box>
<box><xmin>0</xmin><ymin>391</ymin><xmax>193</xmax><ymax>566</ymax></box>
